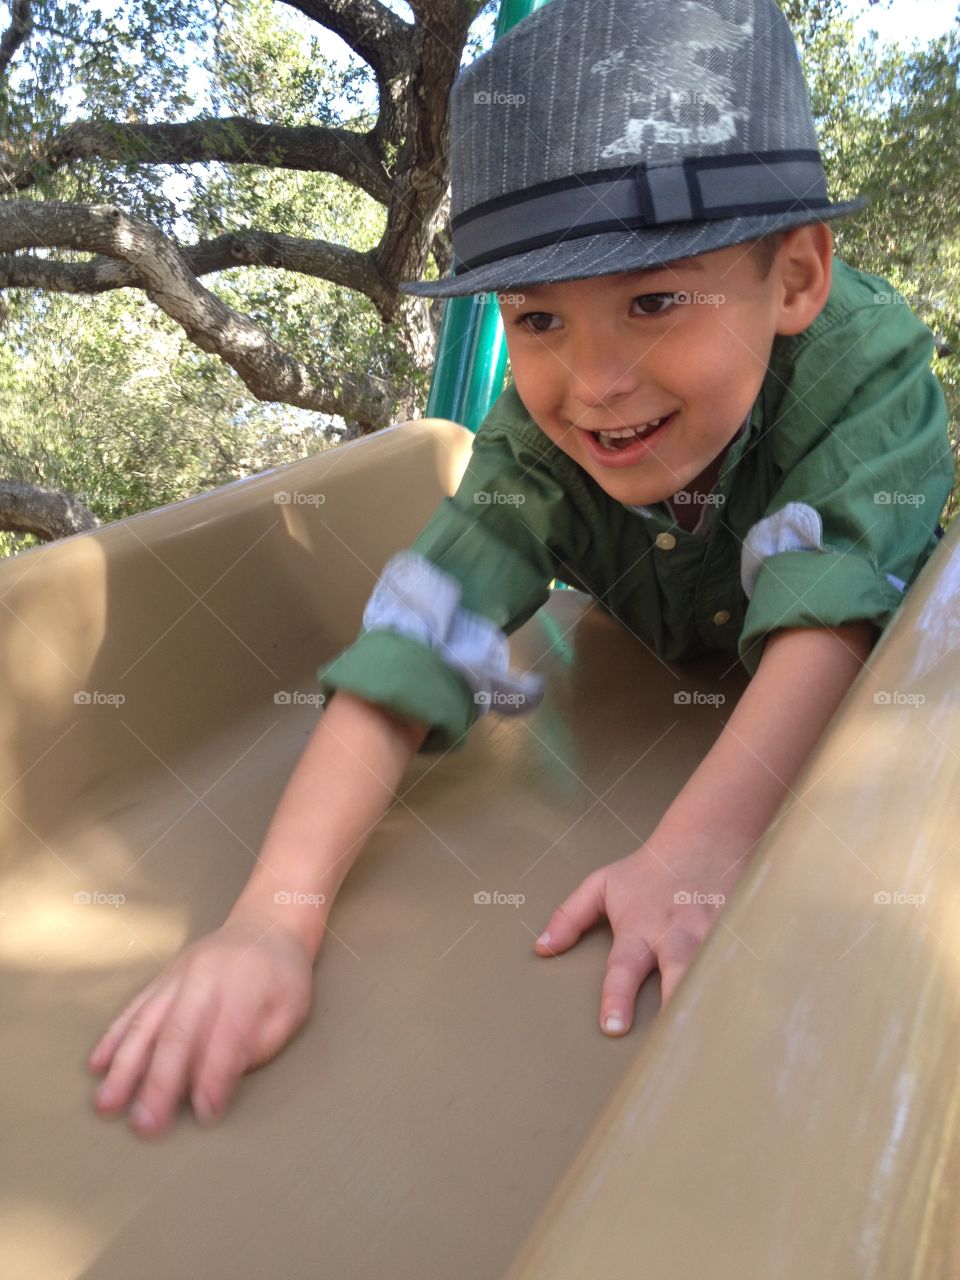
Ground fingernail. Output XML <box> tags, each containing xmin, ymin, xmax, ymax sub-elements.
<box><xmin>131</xmin><ymin>1100</ymin><xmax>155</xmax><ymax>1128</ymax></box>
<box><xmin>603</xmin><ymin>1015</ymin><xmax>625</xmax><ymax>1034</ymax></box>
<box><xmin>536</xmin><ymin>932</ymin><xmax>551</xmax><ymax>947</ymax></box>
<box><xmin>95</xmin><ymin>1082</ymin><xmax>112</xmax><ymax>1104</ymax></box>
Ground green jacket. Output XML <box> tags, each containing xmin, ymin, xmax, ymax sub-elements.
<box><xmin>318</xmin><ymin>259</ymin><xmax>955</xmax><ymax>753</ymax></box>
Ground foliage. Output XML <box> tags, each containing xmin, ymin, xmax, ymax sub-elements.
<box><xmin>0</xmin><ymin>284</ymin><xmax>333</xmax><ymax>555</ymax></box>
<box><xmin>0</xmin><ymin>0</ymin><xmax>957</xmax><ymax>550</ymax></box>
<box><xmin>790</xmin><ymin>2</ymin><xmax>960</xmax><ymax>524</ymax></box>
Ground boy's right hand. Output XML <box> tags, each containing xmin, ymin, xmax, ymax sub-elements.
<box><xmin>88</xmin><ymin>912</ymin><xmax>314</xmax><ymax>1138</ymax></box>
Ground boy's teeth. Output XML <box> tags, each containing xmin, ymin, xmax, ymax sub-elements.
<box><xmin>595</xmin><ymin>416</ymin><xmax>666</xmax><ymax>442</ymax></box>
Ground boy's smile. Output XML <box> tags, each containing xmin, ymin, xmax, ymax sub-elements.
<box><xmin>497</xmin><ymin>227</ymin><xmax>833</xmax><ymax>510</ymax></box>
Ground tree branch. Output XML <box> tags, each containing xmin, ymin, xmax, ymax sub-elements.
<box><xmin>0</xmin><ymin>200</ymin><xmax>396</xmax><ymax>428</ymax></box>
<box><xmin>0</xmin><ymin>478</ymin><xmax>100</xmax><ymax>541</ymax></box>
<box><xmin>0</xmin><ymin>0</ymin><xmax>33</xmax><ymax>75</ymax></box>
<box><xmin>280</xmin><ymin>0</ymin><xmax>412</xmax><ymax>82</ymax></box>
<box><xmin>7</xmin><ymin>117</ymin><xmax>393</xmax><ymax>205</ymax></box>
<box><xmin>0</xmin><ymin>229</ymin><xmax>396</xmax><ymax>313</ymax></box>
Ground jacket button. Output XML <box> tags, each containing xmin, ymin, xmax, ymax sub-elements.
<box><xmin>655</xmin><ymin>532</ymin><xmax>677</xmax><ymax>551</ymax></box>
<box><xmin>712</xmin><ymin>609</ymin><xmax>731</xmax><ymax>625</ymax></box>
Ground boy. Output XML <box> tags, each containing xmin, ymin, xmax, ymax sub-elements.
<box><xmin>89</xmin><ymin>0</ymin><xmax>955</xmax><ymax>1136</ymax></box>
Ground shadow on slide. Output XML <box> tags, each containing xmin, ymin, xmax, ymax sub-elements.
<box><xmin>2</xmin><ymin>418</ymin><xmax>959</xmax><ymax>1278</ymax></box>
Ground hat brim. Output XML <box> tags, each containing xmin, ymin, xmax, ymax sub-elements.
<box><xmin>399</xmin><ymin>198</ymin><xmax>869</xmax><ymax>299</ymax></box>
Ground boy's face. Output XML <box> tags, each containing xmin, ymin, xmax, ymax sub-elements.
<box><xmin>496</xmin><ymin>226</ymin><xmax>832</xmax><ymax>507</ymax></box>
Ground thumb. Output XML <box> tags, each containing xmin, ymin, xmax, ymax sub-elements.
<box><xmin>535</xmin><ymin>870</ymin><xmax>606</xmax><ymax>955</ymax></box>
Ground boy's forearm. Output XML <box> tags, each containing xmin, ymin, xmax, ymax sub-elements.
<box><xmin>228</xmin><ymin>690</ymin><xmax>429</xmax><ymax>961</ymax></box>
<box><xmin>654</xmin><ymin>622</ymin><xmax>878</xmax><ymax>852</ymax></box>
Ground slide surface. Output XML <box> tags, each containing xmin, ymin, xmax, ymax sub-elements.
<box><xmin>2</xmin><ymin>419</ymin><xmax>958</xmax><ymax>1278</ymax></box>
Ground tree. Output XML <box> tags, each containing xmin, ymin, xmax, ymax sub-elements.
<box><xmin>0</xmin><ymin>0</ymin><xmax>957</xmax><ymax>546</ymax></box>
<box><xmin>0</xmin><ymin>0</ymin><xmax>494</xmax><ymax>427</ymax></box>
<box><xmin>790</xmin><ymin>0</ymin><xmax>960</xmax><ymax>522</ymax></box>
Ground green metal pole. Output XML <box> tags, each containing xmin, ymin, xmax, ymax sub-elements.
<box><xmin>425</xmin><ymin>0</ymin><xmax>555</xmax><ymax>433</ymax></box>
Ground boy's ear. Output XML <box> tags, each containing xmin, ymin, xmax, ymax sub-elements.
<box><xmin>774</xmin><ymin>223</ymin><xmax>833</xmax><ymax>337</ymax></box>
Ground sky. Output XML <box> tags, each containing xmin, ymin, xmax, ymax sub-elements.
<box><xmin>846</xmin><ymin>0</ymin><xmax>958</xmax><ymax>48</ymax></box>
<box><xmin>306</xmin><ymin>0</ymin><xmax>959</xmax><ymax>117</ymax></box>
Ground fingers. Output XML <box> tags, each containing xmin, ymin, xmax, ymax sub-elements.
<box><xmin>534</xmin><ymin>870</ymin><xmax>605</xmax><ymax>956</ymax></box>
<box><xmin>88</xmin><ymin>979</ymin><xmax>165</xmax><ymax>1075</ymax></box>
<box><xmin>124</xmin><ymin>979</ymin><xmax>220</xmax><ymax>1137</ymax></box>
<box><xmin>598</xmin><ymin>934</ymin><xmax>657</xmax><ymax>1035</ymax></box>
<box><xmin>92</xmin><ymin>981</ymin><xmax>180</xmax><ymax>1116</ymax></box>
<box><xmin>189</xmin><ymin>998</ymin><xmax>258</xmax><ymax>1127</ymax></box>
<box><xmin>189</xmin><ymin>977</ymin><xmax>311</xmax><ymax>1125</ymax></box>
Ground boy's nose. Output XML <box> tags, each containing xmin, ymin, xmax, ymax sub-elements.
<box><xmin>568</xmin><ymin>336</ymin><xmax>645</xmax><ymax>409</ymax></box>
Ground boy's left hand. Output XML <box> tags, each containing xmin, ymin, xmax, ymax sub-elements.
<box><xmin>533</xmin><ymin>830</ymin><xmax>753</xmax><ymax>1030</ymax></box>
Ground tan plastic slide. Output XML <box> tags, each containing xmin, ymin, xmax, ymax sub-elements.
<box><xmin>2</xmin><ymin>417</ymin><xmax>959</xmax><ymax>1279</ymax></box>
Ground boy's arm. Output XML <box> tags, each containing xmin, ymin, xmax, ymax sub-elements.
<box><xmin>228</xmin><ymin>690</ymin><xmax>430</xmax><ymax>961</ymax></box>
<box><xmin>654</xmin><ymin>620</ymin><xmax>878</xmax><ymax>853</ymax></box>
<box><xmin>533</xmin><ymin>621</ymin><xmax>879</xmax><ymax>1022</ymax></box>
<box><xmin>90</xmin><ymin>689</ymin><xmax>430</xmax><ymax>1135</ymax></box>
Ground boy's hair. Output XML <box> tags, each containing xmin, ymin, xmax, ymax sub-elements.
<box><xmin>749</xmin><ymin>231</ymin><xmax>788</xmax><ymax>280</ymax></box>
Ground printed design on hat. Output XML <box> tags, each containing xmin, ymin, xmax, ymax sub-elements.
<box><xmin>592</xmin><ymin>0</ymin><xmax>754</xmax><ymax>155</ymax></box>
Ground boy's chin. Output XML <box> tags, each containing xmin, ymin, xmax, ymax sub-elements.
<box><xmin>597</xmin><ymin>479</ymin><xmax>674</xmax><ymax>506</ymax></box>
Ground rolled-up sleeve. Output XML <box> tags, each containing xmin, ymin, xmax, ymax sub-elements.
<box><xmin>317</xmin><ymin>391</ymin><xmax>585</xmax><ymax>753</ymax></box>
<box><xmin>737</xmin><ymin>295</ymin><xmax>955</xmax><ymax>677</ymax></box>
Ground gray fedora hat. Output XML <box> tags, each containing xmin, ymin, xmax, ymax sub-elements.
<box><xmin>399</xmin><ymin>0</ymin><xmax>868</xmax><ymax>298</ymax></box>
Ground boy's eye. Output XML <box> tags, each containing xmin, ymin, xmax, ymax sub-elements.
<box><xmin>515</xmin><ymin>293</ymin><xmax>678</xmax><ymax>333</ymax></box>
<box><xmin>633</xmin><ymin>292</ymin><xmax>678</xmax><ymax>316</ymax></box>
